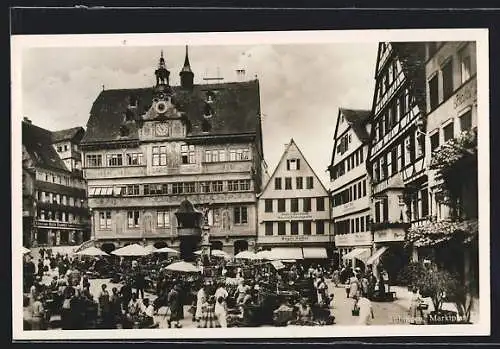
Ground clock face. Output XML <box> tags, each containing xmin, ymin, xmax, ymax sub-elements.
<box><xmin>155</xmin><ymin>122</ymin><xmax>169</xmax><ymax>136</ymax></box>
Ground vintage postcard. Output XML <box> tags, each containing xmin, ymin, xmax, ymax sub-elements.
<box><xmin>11</xmin><ymin>28</ymin><xmax>490</xmax><ymax>340</ymax></box>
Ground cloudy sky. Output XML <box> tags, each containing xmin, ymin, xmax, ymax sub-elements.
<box><xmin>21</xmin><ymin>42</ymin><xmax>377</xmax><ymax>186</ymax></box>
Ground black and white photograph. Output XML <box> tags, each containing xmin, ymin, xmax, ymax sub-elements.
<box><xmin>11</xmin><ymin>29</ymin><xmax>490</xmax><ymax>339</ymax></box>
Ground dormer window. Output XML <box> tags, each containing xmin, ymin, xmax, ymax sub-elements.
<box><xmin>120</xmin><ymin>125</ymin><xmax>129</xmax><ymax>137</ymax></box>
<box><xmin>202</xmin><ymin>119</ymin><xmax>212</xmax><ymax>133</ymax></box>
<box><xmin>129</xmin><ymin>94</ymin><xmax>138</xmax><ymax>108</ymax></box>
<box><xmin>206</xmin><ymin>91</ymin><xmax>215</xmax><ymax>103</ymax></box>
<box><xmin>203</xmin><ymin>103</ymin><xmax>213</xmax><ymax>118</ymax></box>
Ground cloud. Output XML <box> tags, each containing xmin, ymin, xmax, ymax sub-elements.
<box><xmin>20</xmin><ymin>43</ymin><xmax>377</xmax><ymax>186</ymax></box>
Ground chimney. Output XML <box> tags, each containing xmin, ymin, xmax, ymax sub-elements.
<box><xmin>23</xmin><ymin>117</ymin><xmax>32</xmax><ymax>124</ymax></box>
<box><xmin>236</xmin><ymin>69</ymin><xmax>246</xmax><ymax>82</ymax></box>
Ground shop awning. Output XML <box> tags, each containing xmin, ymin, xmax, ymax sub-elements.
<box><xmin>302</xmin><ymin>247</ymin><xmax>328</xmax><ymax>259</ymax></box>
<box><xmin>269</xmin><ymin>247</ymin><xmax>304</xmax><ymax>260</ymax></box>
<box><xmin>342</xmin><ymin>248</ymin><xmax>371</xmax><ymax>262</ymax></box>
<box><xmin>366</xmin><ymin>246</ymin><xmax>388</xmax><ymax>265</ymax></box>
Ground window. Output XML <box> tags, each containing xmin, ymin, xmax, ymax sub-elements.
<box><xmin>86</xmin><ymin>154</ymin><xmax>102</xmax><ymax>167</ymax></box>
<box><xmin>375</xmin><ymin>201</ymin><xmax>381</xmax><ymax>223</ymax></box>
<box><xmin>184</xmin><ymin>182</ymin><xmax>196</xmax><ymax>193</ymax></box>
<box><xmin>265</xmin><ymin>222</ymin><xmax>273</xmax><ymax>236</ymax></box>
<box><xmin>181</xmin><ymin>145</ymin><xmax>195</xmax><ymax>164</ymax></box>
<box><xmin>278</xmin><ymin>222</ymin><xmax>286</xmax><ymax>235</ymax></box>
<box><xmin>127</xmin><ymin>153</ymin><xmax>143</xmax><ymax>166</ymax></box>
<box><xmin>306</xmin><ymin>176</ymin><xmax>314</xmax><ymax>189</ymax></box>
<box><xmin>172</xmin><ymin>182</ymin><xmax>184</xmax><ymax>194</ymax></box>
<box><xmin>350</xmin><ymin>219</ymin><xmax>354</xmax><ymax>233</ymax></box>
<box><xmin>316</xmin><ymin>221</ymin><xmax>325</xmax><ymax>235</ymax></box>
<box><xmin>355</xmin><ymin>218</ymin><xmax>360</xmax><ymax>233</ymax></box>
<box><xmin>285</xmin><ymin>177</ymin><xmax>292</xmax><ymax>190</ymax></box>
<box><xmin>275</xmin><ymin>177</ymin><xmax>282</xmax><ymax>190</ymax></box>
<box><xmin>265</xmin><ymin>199</ymin><xmax>273</xmax><ymax>212</ymax></box>
<box><xmin>296</xmin><ymin>177</ymin><xmax>303</xmax><ymax>189</ymax></box>
<box><xmin>228</xmin><ymin>180</ymin><xmax>250</xmax><ymax>192</ymax></box>
<box><xmin>444</xmin><ymin>122</ymin><xmax>455</xmax><ymax>142</ymax></box>
<box><xmin>291</xmin><ymin>198</ymin><xmax>299</xmax><ymax>212</ymax></box>
<box><xmin>303</xmin><ymin>198</ymin><xmax>311</xmax><ymax>212</ymax></box>
<box><xmin>353</xmin><ymin>184</ymin><xmax>358</xmax><ymax>200</ymax></box>
<box><xmin>442</xmin><ymin>60</ymin><xmax>454</xmax><ymax>100</ymax></box>
<box><xmin>126</xmin><ymin>184</ymin><xmax>140</xmax><ymax>196</ymax></box>
<box><xmin>157</xmin><ymin>211</ymin><xmax>170</xmax><ymax>228</ymax></box>
<box><xmin>430</xmin><ymin>132</ymin><xmax>440</xmax><ymax>152</ymax></box>
<box><xmin>99</xmin><ymin>211</ymin><xmax>111</xmax><ymax>229</ymax></box>
<box><xmin>152</xmin><ymin>146</ymin><xmax>167</xmax><ymax>166</ymax></box>
<box><xmin>278</xmin><ymin>199</ymin><xmax>286</xmax><ymax>212</ymax></box>
<box><xmin>460</xmin><ymin>110</ymin><xmax>472</xmax><ymax>131</ymax></box>
<box><xmin>399</xmin><ymin>94</ymin><xmax>406</xmax><ymax>119</ymax></box>
<box><xmin>107</xmin><ymin>154</ymin><xmax>123</xmax><ymax>167</ymax></box>
<box><xmin>360</xmin><ymin>148</ymin><xmax>364</xmax><ymax>163</ymax></box>
<box><xmin>421</xmin><ymin>189</ymin><xmax>429</xmax><ymax>218</ymax></box>
<box><xmin>404</xmin><ymin>136</ymin><xmax>412</xmax><ymax>166</ymax></box>
<box><xmin>290</xmin><ymin>222</ymin><xmax>299</xmax><ymax>235</ymax></box>
<box><xmin>287</xmin><ymin>159</ymin><xmax>300</xmax><ymax>170</ymax></box>
<box><xmin>360</xmin><ymin>217</ymin><xmax>365</xmax><ymax>231</ymax></box>
<box><xmin>382</xmin><ymin>197</ymin><xmax>389</xmax><ymax>222</ymax></box>
<box><xmin>358</xmin><ymin>182</ymin><xmax>362</xmax><ymax>198</ymax></box>
<box><xmin>144</xmin><ymin>183</ymin><xmax>168</xmax><ymax>195</ymax></box>
<box><xmin>316</xmin><ymin>197</ymin><xmax>325</xmax><ymax>211</ymax></box>
<box><xmin>234</xmin><ymin>206</ymin><xmax>248</xmax><ymax>224</ymax></box>
<box><xmin>366</xmin><ymin>215</ymin><xmax>371</xmax><ymax>230</ymax></box>
<box><xmin>128</xmin><ymin>211</ymin><xmax>140</xmax><ymax>228</ymax></box>
<box><xmin>391</xmin><ymin>148</ymin><xmax>398</xmax><ymax>175</ymax></box>
<box><xmin>460</xmin><ymin>50</ymin><xmax>471</xmax><ymax>83</ymax></box>
<box><xmin>212</xmin><ymin>181</ymin><xmax>223</xmax><ymax>192</ymax></box>
<box><xmin>57</xmin><ymin>146</ymin><xmax>62</xmax><ymax>152</ymax></box>
<box><xmin>303</xmin><ymin>221</ymin><xmax>311</xmax><ymax>235</ymax></box>
<box><xmin>429</xmin><ymin>74</ymin><xmax>439</xmax><ymax>110</ymax></box>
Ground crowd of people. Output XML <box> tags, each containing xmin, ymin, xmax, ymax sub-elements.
<box><xmin>23</xmin><ymin>248</ymin><xmax>397</xmax><ymax>330</ymax></box>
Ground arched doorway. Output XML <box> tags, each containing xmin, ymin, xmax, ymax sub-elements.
<box><xmin>101</xmin><ymin>243</ymin><xmax>116</xmax><ymax>254</ymax></box>
<box><xmin>234</xmin><ymin>240</ymin><xmax>248</xmax><ymax>255</ymax></box>
<box><xmin>154</xmin><ymin>241</ymin><xmax>168</xmax><ymax>249</ymax></box>
<box><xmin>211</xmin><ymin>240</ymin><xmax>223</xmax><ymax>251</ymax></box>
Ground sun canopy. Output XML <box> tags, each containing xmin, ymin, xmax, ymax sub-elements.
<box><xmin>342</xmin><ymin>248</ymin><xmax>371</xmax><ymax>262</ymax></box>
<box><xmin>164</xmin><ymin>261</ymin><xmax>200</xmax><ymax>273</ymax></box>
<box><xmin>255</xmin><ymin>250</ymin><xmax>272</xmax><ymax>260</ymax></box>
<box><xmin>302</xmin><ymin>247</ymin><xmax>328</xmax><ymax>259</ymax></box>
<box><xmin>366</xmin><ymin>246</ymin><xmax>388</xmax><ymax>265</ymax></box>
<box><xmin>75</xmin><ymin>246</ymin><xmax>109</xmax><ymax>256</ymax></box>
<box><xmin>234</xmin><ymin>250</ymin><xmax>257</xmax><ymax>260</ymax></box>
<box><xmin>269</xmin><ymin>247</ymin><xmax>303</xmax><ymax>261</ymax></box>
<box><xmin>154</xmin><ymin>246</ymin><xmax>179</xmax><ymax>254</ymax></box>
<box><xmin>111</xmin><ymin>243</ymin><xmax>151</xmax><ymax>257</ymax></box>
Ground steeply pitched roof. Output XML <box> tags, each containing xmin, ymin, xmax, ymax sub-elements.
<box><xmin>260</xmin><ymin>138</ymin><xmax>328</xmax><ymax>195</ymax></box>
<box><xmin>339</xmin><ymin>108</ymin><xmax>371</xmax><ymax>143</ymax></box>
<box><xmin>51</xmin><ymin>127</ymin><xmax>85</xmax><ymax>143</ymax></box>
<box><xmin>82</xmin><ymin>80</ymin><xmax>261</xmax><ymax>144</ymax></box>
<box><xmin>22</xmin><ymin>121</ymin><xmax>69</xmax><ymax>173</ymax></box>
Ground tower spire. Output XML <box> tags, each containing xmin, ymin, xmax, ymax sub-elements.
<box><xmin>180</xmin><ymin>45</ymin><xmax>194</xmax><ymax>89</ymax></box>
<box><xmin>155</xmin><ymin>50</ymin><xmax>170</xmax><ymax>86</ymax></box>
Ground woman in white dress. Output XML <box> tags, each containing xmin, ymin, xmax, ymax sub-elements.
<box><xmin>195</xmin><ymin>284</ymin><xmax>207</xmax><ymax>325</ymax></box>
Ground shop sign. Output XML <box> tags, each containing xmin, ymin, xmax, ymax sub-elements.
<box><xmin>454</xmin><ymin>78</ymin><xmax>476</xmax><ymax>110</ymax></box>
<box><xmin>335</xmin><ymin>232</ymin><xmax>372</xmax><ymax>246</ymax></box>
<box><xmin>374</xmin><ymin>228</ymin><xmax>405</xmax><ymax>243</ymax></box>
<box><xmin>277</xmin><ymin>212</ymin><xmax>313</xmax><ymax>220</ymax></box>
<box><xmin>258</xmin><ymin>234</ymin><xmax>330</xmax><ymax>244</ymax></box>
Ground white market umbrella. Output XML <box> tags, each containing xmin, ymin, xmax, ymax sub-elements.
<box><xmin>164</xmin><ymin>261</ymin><xmax>200</xmax><ymax>273</ymax></box>
<box><xmin>111</xmin><ymin>243</ymin><xmax>151</xmax><ymax>257</ymax></box>
<box><xmin>75</xmin><ymin>246</ymin><xmax>109</xmax><ymax>256</ymax></box>
<box><xmin>144</xmin><ymin>245</ymin><xmax>157</xmax><ymax>254</ymax></box>
<box><xmin>255</xmin><ymin>250</ymin><xmax>271</xmax><ymax>260</ymax></box>
<box><xmin>154</xmin><ymin>246</ymin><xmax>179</xmax><ymax>254</ymax></box>
<box><xmin>194</xmin><ymin>250</ymin><xmax>203</xmax><ymax>255</ymax></box>
<box><xmin>234</xmin><ymin>250</ymin><xmax>257</xmax><ymax>260</ymax></box>
<box><xmin>212</xmin><ymin>249</ymin><xmax>232</xmax><ymax>259</ymax></box>
<box><xmin>23</xmin><ymin>247</ymin><xmax>31</xmax><ymax>254</ymax></box>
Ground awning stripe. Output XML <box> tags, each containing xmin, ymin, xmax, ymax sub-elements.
<box><xmin>342</xmin><ymin>248</ymin><xmax>371</xmax><ymax>261</ymax></box>
<box><xmin>302</xmin><ymin>247</ymin><xmax>327</xmax><ymax>259</ymax></box>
